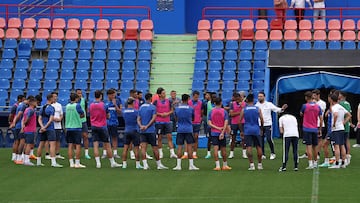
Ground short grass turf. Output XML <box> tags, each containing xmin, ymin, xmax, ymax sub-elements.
<box><xmin>0</xmin><ymin>139</ymin><xmax>359</xmax><ymax>203</ymax></box>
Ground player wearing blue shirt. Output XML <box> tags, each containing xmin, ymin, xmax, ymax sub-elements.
<box><xmin>239</xmin><ymin>94</ymin><xmax>264</xmax><ymax>171</ymax></box>
<box><xmin>37</xmin><ymin>94</ymin><xmax>62</xmax><ymax>168</ymax></box>
<box><xmin>173</xmin><ymin>94</ymin><xmax>199</xmax><ymax>171</ymax></box>
<box><xmin>137</xmin><ymin>93</ymin><xmax>168</xmax><ymax>170</ymax></box>
<box><xmin>9</xmin><ymin>95</ymin><xmax>25</xmax><ymax>162</ymax></box>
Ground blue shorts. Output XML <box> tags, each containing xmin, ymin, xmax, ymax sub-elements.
<box><xmin>124</xmin><ymin>131</ymin><xmax>140</xmax><ymax>146</ymax></box>
<box><xmin>66</xmin><ymin>130</ymin><xmax>82</xmax><ymax>145</ymax></box>
<box><xmin>24</xmin><ymin>132</ymin><xmax>35</xmax><ymax>144</ymax></box>
<box><xmin>244</xmin><ymin>135</ymin><xmax>262</xmax><ymax>147</ymax></box>
<box><xmin>210</xmin><ymin>135</ymin><xmax>226</xmax><ymax>147</ymax></box>
<box><xmin>155</xmin><ymin>123</ymin><xmax>172</xmax><ymax>135</ymax></box>
<box><xmin>40</xmin><ymin>130</ymin><xmax>56</xmax><ymax>142</ymax></box>
<box><xmin>55</xmin><ymin>129</ymin><xmax>62</xmax><ymax>141</ymax></box>
<box><xmin>331</xmin><ymin>130</ymin><xmax>345</xmax><ymax>145</ymax></box>
<box><xmin>140</xmin><ymin>133</ymin><xmax>157</xmax><ymax>146</ymax></box>
<box><xmin>192</xmin><ymin>124</ymin><xmax>201</xmax><ymax>134</ymax></box>
<box><xmin>13</xmin><ymin>129</ymin><xmax>23</xmax><ymax>140</ymax></box>
<box><xmin>344</xmin><ymin>131</ymin><xmax>349</xmax><ymax>143</ymax></box>
<box><xmin>176</xmin><ymin>133</ymin><xmax>195</xmax><ymax>145</ymax></box>
<box><xmin>108</xmin><ymin>126</ymin><xmax>118</xmax><ymax>137</ymax></box>
<box><xmin>303</xmin><ymin>131</ymin><xmax>318</xmax><ymax>146</ymax></box>
<box><xmin>82</xmin><ymin>122</ymin><xmax>88</xmax><ymax>133</ymax></box>
<box><xmin>231</xmin><ymin>124</ymin><xmax>240</xmax><ymax>136</ymax></box>
<box><xmin>92</xmin><ymin>127</ymin><xmax>110</xmax><ymax>143</ymax></box>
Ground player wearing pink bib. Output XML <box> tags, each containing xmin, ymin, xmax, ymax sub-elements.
<box><xmin>21</xmin><ymin>97</ymin><xmax>38</xmax><ymax>166</ymax></box>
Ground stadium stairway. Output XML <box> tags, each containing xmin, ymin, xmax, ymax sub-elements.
<box><xmin>150</xmin><ymin>34</ymin><xmax>196</xmax><ymax>94</ymax></box>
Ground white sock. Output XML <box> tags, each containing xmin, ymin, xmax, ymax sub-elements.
<box><xmin>12</xmin><ymin>153</ymin><xmax>16</xmax><ymax>160</ymax></box>
<box><xmin>250</xmin><ymin>163</ymin><xmax>255</xmax><ymax>168</ymax></box>
<box><xmin>314</xmin><ymin>161</ymin><xmax>318</xmax><ymax>166</ymax></box>
<box><xmin>30</xmin><ymin>149</ymin><xmax>34</xmax><ymax>156</ymax></box>
<box><xmin>16</xmin><ymin>154</ymin><xmax>21</xmax><ymax>161</ymax></box>
<box><xmin>109</xmin><ymin>157</ymin><xmax>115</xmax><ymax>165</ymax></box>
<box><xmin>308</xmin><ymin>160</ymin><xmax>313</xmax><ymax>167</ymax></box>
<box><xmin>230</xmin><ymin>151</ymin><xmax>234</xmax><ymax>156</ymax></box>
<box><xmin>122</xmin><ymin>161</ymin><xmax>127</xmax><ymax>167</ymax></box>
<box><xmin>113</xmin><ymin>150</ymin><xmax>118</xmax><ymax>155</ymax></box>
<box><xmin>193</xmin><ymin>151</ymin><xmax>197</xmax><ymax>156</ymax></box>
<box><xmin>223</xmin><ymin>161</ymin><xmax>228</xmax><ymax>167</ymax></box>
<box><xmin>207</xmin><ymin>151</ymin><xmax>211</xmax><ymax>156</ymax></box>
<box><xmin>156</xmin><ymin>160</ymin><xmax>161</xmax><ymax>167</ymax></box>
<box><xmin>215</xmin><ymin>160</ymin><xmax>220</xmax><ymax>168</ymax></box>
<box><xmin>85</xmin><ymin>149</ymin><xmax>89</xmax><ymax>156</ymax></box>
<box><xmin>242</xmin><ymin>149</ymin><xmax>246</xmax><ymax>154</ymax></box>
<box><xmin>51</xmin><ymin>157</ymin><xmax>56</xmax><ymax>165</ymax></box>
<box><xmin>176</xmin><ymin>158</ymin><xmax>181</xmax><ymax>167</ymax></box>
<box><xmin>142</xmin><ymin>159</ymin><xmax>148</xmax><ymax>167</ymax></box>
<box><xmin>24</xmin><ymin>155</ymin><xmax>30</xmax><ymax>163</ymax></box>
<box><xmin>69</xmin><ymin>159</ymin><xmax>74</xmax><ymax>166</ymax></box>
<box><xmin>95</xmin><ymin>157</ymin><xmax>101</xmax><ymax>165</ymax></box>
<box><xmin>184</xmin><ymin>152</ymin><xmax>188</xmax><ymax>156</ymax></box>
<box><xmin>130</xmin><ymin>150</ymin><xmax>134</xmax><ymax>154</ymax></box>
<box><xmin>324</xmin><ymin>158</ymin><xmax>329</xmax><ymax>164</ymax></box>
<box><xmin>218</xmin><ymin>151</ymin><xmax>222</xmax><ymax>157</ymax></box>
<box><xmin>159</xmin><ymin>148</ymin><xmax>163</xmax><ymax>154</ymax></box>
<box><xmin>75</xmin><ymin>159</ymin><xmax>80</xmax><ymax>165</ymax></box>
<box><xmin>136</xmin><ymin>161</ymin><xmax>141</xmax><ymax>167</ymax></box>
<box><xmin>189</xmin><ymin>159</ymin><xmax>194</xmax><ymax>167</ymax></box>
<box><xmin>103</xmin><ymin>150</ymin><xmax>107</xmax><ymax>156</ymax></box>
<box><xmin>37</xmin><ymin>157</ymin><xmax>42</xmax><ymax>165</ymax></box>
<box><xmin>170</xmin><ymin>148</ymin><xmax>175</xmax><ymax>155</ymax></box>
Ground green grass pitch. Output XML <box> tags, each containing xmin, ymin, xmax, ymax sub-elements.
<box><xmin>0</xmin><ymin>139</ymin><xmax>359</xmax><ymax>203</ymax></box>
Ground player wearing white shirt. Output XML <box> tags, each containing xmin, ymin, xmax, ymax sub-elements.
<box><xmin>51</xmin><ymin>92</ymin><xmax>65</xmax><ymax>160</ymax></box>
<box><xmin>313</xmin><ymin>0</ymin><xmax>325</xmax><ymax>20</ymax></box>
<box><xmin>255</xmin><ymin>92</ymin><xmax>288</xmax><ymax>160</ymax></box>
<box><xmin>278</xmin><ymin>113</ymin><xmax>299</xmax><ymax>172</ymax></box>
<box><xmin>329</xmin><ymin>94</ymin><xmax>351</xmax><ymax>169</ymax></box>
<box><xmin>290</xmin><ymin>0</ymin><xmax>313</xmax><ymax>25</ymax></box>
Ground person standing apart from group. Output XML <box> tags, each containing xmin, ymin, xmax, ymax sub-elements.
<box><xmin>313</xmin><ymin>0</ymin><xmax>326</xmax><ymax>20</ymax></box>
<box><xmin>274</xmin><ymin>0</ymin><xmax>288</xmax><ymax>23</ymax></box>
<box><xmin>290</xmin><ymin>0</ymin><xmax>313</xmax><ymax>25</ymax></box>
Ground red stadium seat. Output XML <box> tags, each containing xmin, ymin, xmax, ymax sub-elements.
<box><xmin>97</xmin><ymin>19</ymin><xmax>110</xmax><ymax>30</ymax></box>
<box><xmin>8</xmin><ymin>18</ymin><xmax>21</xmax><ymax>28</ymax></box>
<box><xmin>255</xmin><ymin>30</ymin><xmax>268</xmax><ymax>40</ymax></box>
<box><xmin>35</xmin><ymin>29</ymin><xmax>50</xmax><ymax>39</ymax></box>
<box><xmin>226</xmin><ymin>19</ymin><xmax>240</xmax><ymax>30</ymax></box>
<box><xmin>241</xmin><ymin>19</ymin><xmax>254</xmax><ymax>30</ymax></box>
<box><xmin>141</xmin><ymin>19</ymin><xmax>153</xmax><ymax>30</ymax></box>
<box><xmin>82</xmin><ymin>19</ymin><xmax>95</xmax><ymax>30</ymax></box>
<box><xmin>80</xmin><ymin>29</ymin><xmax>94</xmax><ymax>40</ymax></box>
<box><xmin>299</xmin><ymin>19</ymin><xmax>312</xmax><ymax>30</ymax></box>
<box><xmin>0</xmin><ymin>29</ymin><xmax>4</xmax><ymax>39</ymax></box>
<box><xmin>65</xmin><ymin>29</ymin><xmax>79</xmax><ymax>40</ymax></box>
<box><xmin>284</xmin><ymin>30</ymin><xmax>297</xmax><ymax>40</ymax></box>
<box><xmin>5</xmin><ymin>28</ymin><xmax>20</xmax><ymax>39</ymax></box>
<box><xmin>95</xmin><ymin>29</ymin><xmax>108</xmax><ymax>40</ymax></box>
<box><xmin>198</xmin><ymin>19</ymin><xmax>210</xmax><ymax>30</ymax></box>
<box><xmin>197</xmin><ymin>30</ymin><xmax>210</xmax><ymax>40</ymax></box>
<box><xmin>125</xmin><ymin>19</ymin><xmax>139</xmax><ymax>40</ymax></box>
<box><xmin>52</xmin><ymin>18</ymin><xmax>66</xmax><ymax>29</ymax></box>
<box><xmin>270</xmin><ymin>19</ymin><xmax>283</xmax><ymax>30</ymax></box>
<box><xmin>126</xmin><ymin>19</ymin><xmax>139</xmax><ymax>29</ymax></box>
<box><xmin>226</xmin><ymin>30</ymin><xmax>239</xmax><ymax>40</ymax></box>
<box><xmin>212</xmin><ymin>30</ymin><xmax>224</xmax><ymax>40</ymax></box>
<box><xmin>255</xmin><ymin>19</ymin><xmax>268</xmax><ymax>30</ymax></box>
<box><xmin>0</xmin><ymin>18</ymin><xmax>5</xmax><ymax>28</ymax></box>
<box><xmin>23</xmin><ymin>18</ymin><xmax>36</xmax><ymax>29</ymax></box>
<box><xmin>67</xmin><ymin>18</ymin><xmax>80</xmax><ymax>30</ymax></box>
<box><xmin>298</xmin><ymin>30</ymin><xmax>312</xmax><ymax>41</ymax></box>
<box><xmin>21</xmin><ymin>28</ymin><xmax>35</xmax><ymax>39</ymax></box>
<box><xmin>284</xmin><ymin>20</ymin><xmax>297</xmax><ymax>30</ymax></box>
<box><xmin>328</xmin><ymin>19</ymin><xmax>341</xmax><ymax>30</ymax></box>
<box><xmin>212</xmin><ymin>19</ymin><xmax>225</xmax><ymax>30</ymax></box>
<box><xmin>328</xmin><ymin>30</ymin><xmax>341</xmax><ymax>40</ymax></box>
<box><xmin>313</xmin><ymin>30</ymin><xmax>326</xmax><ymax>41</ymax></box>
<box><xmin>241</xmin><ymin>29</ymin><xmax>254</xmax><ymax>40</ymax></box>
<box><xmin>112</xmin><ymin>19</ymin><xmax>124</xmax><ymax>30</ymax></box>
<box><xmin>38</xmin><ymin>18</ymin><xmax>51</xmax><ymax>29</ymax></box>
<box><xmin>50</xmin><ymin>29</ymin><xmax>64</xmax><ymax>40</ymax></box>
<box><xmin>269</xmin><ymin>30</ymin><xmax>282</xmax><ymax>40</ymax></box>
<box><xmin>342</xmin><ymin>19</ymin><xmax>355</xmax><ymax>31</ymax></box>
<box><xmin>110</xmin><ymin>30</ymin><xmax>123</xmax><ymax>40</ymax></box>
<box><xmin>140</xmin><ymin>30</ymin><xmax>153</xmax><ymax>40</ymax></box>
<box><xmin>313</xmin><ymin>20</ymin><xmax>326</xmax><ymax>30</ymax></box>
<box><xmin>342</xmin><ymin>30</ymin><xmax>356</xmax><ymax>41</ymax></box>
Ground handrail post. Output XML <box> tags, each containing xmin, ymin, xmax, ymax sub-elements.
<box><xmin>5</xmin><ymin>5</ymin><xmax>9</xmax><ymax>22</ymax></box>
<box><xmin>100</xmin><ymin>7</ymin><xmax>103</xmax><ymax>19</ymax></box>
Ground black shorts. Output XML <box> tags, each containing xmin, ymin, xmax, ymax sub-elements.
<box><xmin>210</xmin><ymin>135</ymin><xmax>226</xmax><ymax>147</ymax></box>
<box><xmin>344</xmin><ymin>131</ymin><xmax>349</xmax><ymax>143</ymax></box>
<box><xmin>230</xmin><ymin>124</ymin><xmax>240</xmax><ymax>136</ymax></box>
<box><xmin>13</xmin><ymin>129</ymin><xmax>22</xmax><ymax>140</ymax></box>
<box><xmin>82</xmin><ymin>122</ymin><xmax>88</xmax><ymax>133</ymax></box>
<box><xmin>108</xmin><ymin>126</ymin><xmax>118</xmax><ymax>137</ymax></box>
<box><xmin>92</xmin><ymin>127</ymin><xmax>110</xmax><ymax>143</ymax></box>
<box><xmin>303</xmin><ymin>131</ymin><xmax>318</xmax><ymax>146</ymax></box>
<box><xmin>155</xmin><ymin>123</ymin><xmax>172</xmax><ymax>135</ymax></box>
<box><xmin>320</xmin><ymin>127</ymin><xmax>327</xmax><ymax>139</ymax></box>
<box><xmin>40</xmin><ymin>130</ymin><xmax>56</xmax><ymax>142</ymax></box>
<box><xmin>140</xmin><ymin>133</ymin><xmax>157</xmax><ymax>146</ymax></box>
<box><xmin>66</xmin><ymin>130</ymin><xmax>82</xmax><ymax>145</ymax></box>
<box><xmin>55</xmin><ymin>129</ymin><xmax>62</xmax><ymax>141</ymax></box>
<box><xmin>331</xmin><ymin>130</ymin><xmax>345</xmax><ymax>145</ymax></box>
<box><xmin>244</xmin><ymin>135</ymin><xmax>262</xmax><ymax>147</ymax></box>
<box><xmin>124</xmin><ymin>131</ymin><xmax>140</xmax><ymax>146</ymax></box>
<box><xmin>176</xmin><ymin>133</ymin><xmax>195</xmax><ymax>145</ymax></box>
<box><xmin>192</xmin><ymin>124</ymin><xmax>201</xmax><ymax>134</ymax></box>
<box><xmin>24</xmin><ymin>133</ymin><xmax>35</xmax><ymax>144</ymax></box>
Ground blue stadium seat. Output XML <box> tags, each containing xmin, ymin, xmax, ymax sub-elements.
<box><xmin>299</xmin><ymin>41</ymin><xmax>311</xmax><ymax>50</ymax></box>
<box><xmin>78</xmin><ymin>50</ymin><xmax>91</xmax><ymax>60</ymax></box>
<box><xmin>137</xmin><ymin>60</ymin><xmax>150</xmax><ymax>71</ymax></box>
<box><xmin>12</xmin><ymin>79</ymin><xmax>26</xmax><ymax>89</ymax></box>
<box><xmin>252</xmin><ymin>80</ymin><xmax>265</xmax><ymax>90</ymax></box>
<box><xmin>0</xmin><ymin>79</ymin><xmax>10</xmax><ymax>89</ymax></box>
<box><xmin>253</xmin><ymin>60</ymin><xmax>266</xmax><ymax>70</ymax></box>
<box><xmin>237</xmin><ymin>80</ymin><xmax>249</xmax><ymax>91</ymax></box>
<box><xmin>224</xmin><ymin>50</ymin><xmax>237</xmax><ymax>61</ymax></box>
<box><xmin>193</xmin><ymin>71</ymin><xmax>206</xmax><ymax>81</ymax></box>
<box><xmin>138</xmin><ymin>50</ymin><xmax>151</xmax><ymax>61</ymax></box>
<box><xmin>238</xmin><ymin>61</ymin><xmax>251</xmax><ymax>71</ymax></box>
<box><xmin>60</xmin><ymin>70</ymin><xmax>74</xmax><ymax>80</ymax></box>
<box><xmin>4</xmin><ymin>39</ymin><xmax>17</xmax><ymax>49</ymax></box>
<box><xmin>208</xmin><ymin>60</ymin><xmax>222</xmax><ymax>71</ymax></box>
<box><xmin>284</xmin><ymin>41</ymin><xmax>297</xmax><ymax>50</ymax></box>
<box><xmin>49</xmin><ymin>39</ymin><xmax>63</xmax><ymax>49</ymax></box>
<box><xmin>29</xmin><ymin>70</ymin><xmax>43</xmax><ymax>80</ymax></box>
<box><xmin>254</xmin><ymin>40</ymin><xmax>268</xmax><ymax>50</ymax></box>
<box><xmin>20</xmin><ymin>39</ymin><xmax>33</xmax><ymax>48</ymax></box>
<box><xmin>253</xmin><ymin>70</ymin><xmax>265</xmax><ymax>80</ymax></box>
<box><xmin>0</xmin><ymin>59</ymin><xmax>14</xmax><ymax>69</ymax></box>
<box><xmin>31</xmin><ymin>59</ymin><xmax>44</xmax><ymax>70</ymax></box>
<box><xmin>46</xmin><ymin>59</ymin><xmax>60</xmax><ymax>70</ymax></box>
<box><xmin>237</xmin><ymin>71</ymin><xmax>251</xmax><ymax>81</ymax></box>
<box><xmin>120</xmin><ymin>90</ymin><xmax>131</xmax><ymax>102</ymax></box>
<box><xmin>122</xmin><ymin>60</ymin><xmax>135</xmax><ymax>71</ymax></box>
<box><xmin>222</xmin><ymin>90</ymin><xmax>233</xmax><ymax>101</ymax></box>
<box><xmin>196</xmin><ymin>41</ymin><xmax>209</xmax><ymax>51</ymax></box>
<box><xmin>0</xmin><ymin>69</ymin><xmax>12</xmax><ymax>79</ymax></box>
<box><xmin>211</xmin><ymin>40</ymin><xmax>224</xmax><ymax>50</ymax></box>
<box><xmin>136</xmin><ymin>71</ymin><xmax>150</xmax><ymax>81</ymax></box>
<box><xmin>210</xmin><ymin>50</ymin><xmax>223</xmax><ymax>61</ymax></box>
<box><xmin>105</xmin><ymin>79</ymin><xmax>119</xmax><ymax>90</ymax></box>
<box><xmin>106</xmin><ymin>70</ymin><xmax>119</xmax><ymax>80</ymax></box>
<box><xmin>62</xmin><ymin>60</ymin><xmax>75</xmax><ymax>70</ymax></box>
<box><xmin>14</xmin><ymin>69</ymin><xmax>27</xmax><ymax>79</ymax></box>
<box><xmin>10</xmin><ymin>89</ymin><xmax>23</xmax><ymax>105</ymax></box>
<box><xmin>343</xmin><ymin>41</ymin><xmax>356</xmax><ymax>50</ymax></box>
<box><xmin>194</xmin><ymin>61</ymin><xmax>206</xmax><ymax>71</ymax></box>
<box><xmin>45</xmin><ymin>69</ymin><xmax>58</xmax><ymax>80</ymax></box>
<box><xmin>16</xmin><ymin>59</ymin><xmax>29</xmax><ymax>70</ymax></box>
<box><xmin>123</xmin><ymin>50</ymin><xmax>136</xmax><ymax>60</ymax></box>
<box><xmin>76</xmin><ymin>70</ymin><xmax>88</xmax><ymax>79</ymax></box>
<box><xmin>240</xmin><ymin>40</ymin><xmax>253</xmax><ymax>50</ymax></box>
<box><xmin>121</xmin><ymin>70</ymin><xmax>134</xmax><ymax>80</ymax></box>
<box><xmin>90</xmin><ymin>79</ymin><xmax>103</xmax><ymax>90</ymax></box>
<box><xmin>0</xmin><ymin>40</ymin><xmax>2</xmax><ymax>49</ymax></box>
<box><xmin>108</xmin><ymin>50</ymin><xmax>121</xmax><ymax>61</ymax></box>
<box><xmin>0</xmin><ymin>89</ymin><xmax>7</xmax><ymax>99</ymax></box>
<box><xmin>59</xmin><ymin>79</ymin><xmax>72</xmax><ymax>90</ymax></box>
<box><xmin>207</xmin><ymin>80</ymin><xmax>220</xmax><ymax>92</ymax></box>
<box><xmin>239</xmin><ymin>50</ymin><xmax>252</xmax><ymax>60</ymax></box>
<box><xmin>195</xmin><ymin>51</ymin><xmax>209</xmax><ymax>62</ymax></box>
<box><xmin>225</xmin><ymin>40</ymin><xmax>238</xmax><ymax>50</ymax></box>
<box><xmin>124</xmin><ymin>40</ymin><xmax>137</xmax><ymax>50</ymax></box>
<box><xmin>223</xmin><ymin>60</ymin><xmax>236</xmax><ymax>71</ymax></box>
<box><xmin>222</xmin><ymin>71</ymin><xmax>235</xmax><ymax>81</ymax></box>
<box><xmin>48</xmin><ymin>49</ymin><xmax>61</xmax><ymax>60</ymax></box>
<box><xmin>63</xmin><ymin>49</ymin><xmax>77</xmax><ymax>60</ymax></box>
<box><xmin>77</xmin><ymin>60</ymin><xmax>90</xmax><ymax>70</ymax></box>
<box><xmin>139</xmin><ymin>40</ymin><xmax>152</xmax><ymax>50</ymax></box>
<box><xmin>269</xmin><ymin>40</ymin><xmax>282</xmax><ymax>50</ymax></box>
<box><xmin>27</xmin><ymin>79</ymin><xmax>41</xmax><ymax>89</ymax></box>
<box><xmin>43</xmin><ymin>79</ymin><xmax>56</xmax><ymax>90</ymax></box>
<box><xmin>58</xmin><ymin>90</ymin><xmax>70</xmax><ymax>105</ymax></box>
<box><xmin>74</xmin><ymin>79</ymin><xmax>88</xmax><ymax>90</ymax></box>
<box><xmin>93</xmin><ymin>50</ymin><xmax>106</xmax><ymax>60</ymax></box>
<box><xmin>208</xmin><ymin>70</ymin><xmax>221</xmax><ymax>80</ymax></box>
<box><xmin>91</xmin><ymin>70</ymin><xmax>104</xmax><ymax>80</ymax></box>
<box><xmin>107</xmin><ymin>60</ymin><xmax>120</xmax><ymax>70</ymax></box>
<box><xmin>64</xmin><ymin>40</ymin><xmax>78</xmax><ymax>50</ymax></box>
<box><xmin>120</xmin><ymin>80</ymin><xmax>134</xmax><ymax>90</ymax></box>
<box><xmin>92</xmin><ymin>60</ymin><xmax>105</xmax><ymax>70</ymax></box>
<box><xmin>109</xmin><ymin>40</ymin><xmax>122</xmax><ymax>50</ymax></box>
<box><xmin>328</xmin><ymin>41</ymin><xmax>341</xmax><ymax>50</ymax></box>
<box><xmin>18</xmin><ymin>42</ymin><xmax>31</xmax><ymax>59</ymax></box>
<box><xmin>27</xmin><ymin>89</ymin><xmax>39</xmax><ymax>97</ymax></box>
<box><xmin>94</xmin><ymin>40</ymin><xmax>107</xmax><ymax>50</ymax></box>
<box><xmin>222</xmin><ymin>80</ymin><xmax>234</xmax><ymax>90</ymax></box>
<box><xmin>254</xmin><ymin>50</ymin><xmax>267</xmax><ymax>61</ymax></box>
<box><xmin>34</xmin><ymin>39</ymin><xmax>48</xmax><ymax>50</ymax></box>
<box><xmin>42</xmin><ymin>89</ymin><xmax>54</xmax><ymax>104</ymax></box>
<box><xmin>2</xmin><ymin>49</ymin><xmax>16</xmax><ymax>59</ymax></box>
<box><xmin>192</xmin><ymin>80</ymin><xmax>204</xmax><ymax>90</ymax></box>
<box><xmin>136</xmin><ymin>80</ymin><xmax>149</xmax><ymax>90</ymax></box>
<box><xmin>313</xmin><ymin>41</ymin><xmax>326</xmax><ymax>50</ymax></box>
<box><xmin>79</xmin><ymin>40</ymin><xmax>92</xmax><ymax>50</ymax></box>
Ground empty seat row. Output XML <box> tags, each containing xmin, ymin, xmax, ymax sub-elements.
<box><xmin>270</xmin><ymin>40</ymin><xmax>360</xmax><ymax>50</ymax></box>
<box><xmin>194</xmin><ymin>60</ymin><xmax>265</xmax><ymax>71</ymax></box>
<box><xmin>195</xmin><ymin>50</ymin><xmax>267</xmax><ymax>61</ymax></box>
<box><xmin>193</xmin><ymin>70</ymin><xmax>265</xmax><ymax>81</ymax></box>
<box><xmin>192</xmin><ymin>80</ymin><xmax>264</xmax><ymax>91</ymax></box>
